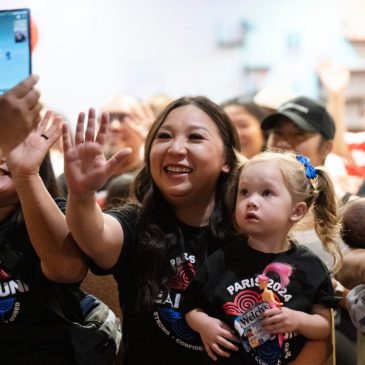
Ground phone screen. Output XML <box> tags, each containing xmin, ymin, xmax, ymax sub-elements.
<box><xmin>0</xmin><ymin>8</ymin><xmax>31</xmax><ymax>94</ymax></box>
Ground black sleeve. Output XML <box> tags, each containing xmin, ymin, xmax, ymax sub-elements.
<box><xmin>89</xmin><ymin>204</ymin><xmax>140</xmax><ymax>276</ymax></box>
<box><xmin>180</xmin><ymin>249</ymin><xmax>224</xmax><ymax>315</ymax></box>
<box><xmin>314</xmin><ymin>266</ymin><xmax>338</xmax><ymax>308</ymax></box>
<box><xmin>180</xmin><ymin>265</ymin><xmax>209</xmax><ymax>315</ymax></box>
<box><xmin>294</xmin><ymin>245</ymin><xmax>339</xmax><ymax>309</ymax></box>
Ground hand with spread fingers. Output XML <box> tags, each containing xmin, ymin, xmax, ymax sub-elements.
<box><xmin>6</xmin><ymin>111</ymin><xmax>62</xmax><ymax>177</ymax></box>
<box><xmin>0</xmin><ymin>75</ymin><xmax>42</xmax><ymax>156</ymax></box>
<box><xmin>63</xmin><ymin>108</ymin><xmax>132</xmax><ymax>196</ymax></box>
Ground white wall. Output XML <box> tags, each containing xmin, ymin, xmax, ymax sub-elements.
<box><xmin>0</xmin><ymin>0</ymin><xmax>358</xmax><ymax>127</ymax></box>
<box><xmin>1</xmin><ymin>0</ymin><xmax>246</xmax><ymax>123</ymax></box>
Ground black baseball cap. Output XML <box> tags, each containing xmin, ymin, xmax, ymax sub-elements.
<box><xmin>261</xmin><ymin>96</ymin><xmax>335</xmax><ymax>140</ymax></box>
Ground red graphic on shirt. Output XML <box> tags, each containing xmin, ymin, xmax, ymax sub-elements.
<box><xmin>170</xmin><ymin>262</ymin><xmax>196</xmax><ymax>290</ymax></box>
<box><xmin>223</xmin><ymin>290</ymin><xmax>262</xmax><ymax>315</ymax></box>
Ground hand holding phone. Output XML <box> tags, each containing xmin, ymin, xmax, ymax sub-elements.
<box><xmin>0</xmin><ymin>75</ymin><xmax>42</xmax><ymax>157</ymax></box>
<box><xmin>0</xmin><ymin>8</ymin><xmax>31</xmax><ymax>94</ymax></box>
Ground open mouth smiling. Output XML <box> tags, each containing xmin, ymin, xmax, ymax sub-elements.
<box><xmin>164</xmin><ymin>165</ymin><xmax>193</xmax><ymax>174</ymax></box>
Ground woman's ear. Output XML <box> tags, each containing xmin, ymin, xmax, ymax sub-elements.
<box><xmin>222</xmin><ymin>164</ymin><xmax>230</xmax><ymax>173</ymax></box>
<box><xmin>290</xmin><ymin>202</ymin><xmax>307</xmax><ymax>222</ymax></box>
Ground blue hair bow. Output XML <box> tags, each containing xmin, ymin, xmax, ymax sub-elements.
<box><xmin>296</xmin><ymin>154</ymin><xmax>317</xmax><ymax>179</ymax></box>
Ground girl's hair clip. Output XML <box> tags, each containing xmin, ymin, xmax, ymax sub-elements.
<box><xmin>296</xmin><ymin>154</ymin><xmax>317</xmax><ymax>179</ymax></box>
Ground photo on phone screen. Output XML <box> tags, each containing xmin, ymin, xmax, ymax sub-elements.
<box><xmin>0</xmin><ymin>8</ymin><xmax>31</xmax><ymax>94</ymax></box>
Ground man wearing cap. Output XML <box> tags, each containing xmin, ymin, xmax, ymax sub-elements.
<box><xmin>262</xmin><ymin>96</ymin><xmax>357</xmax><ymax>200</ymax></box>
<box><xmin>262</xmin><ymin>96</ymin><xmax>335</xmax><ymax>167</ymax></box>
<box><xmin>262</xmin><ymin>96</ymin><xmax>356</xmax><ymax>365</ymax></box>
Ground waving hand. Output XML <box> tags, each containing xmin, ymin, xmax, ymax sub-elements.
<box><xmin>63</xmin><ymin>108</ymin><xmax>132</xmax><ymax>196</ymax></box>
<box><xmin>7</xmin><ymin>111</ymin><xmax>62</xmax><ymax>177</ymax></box>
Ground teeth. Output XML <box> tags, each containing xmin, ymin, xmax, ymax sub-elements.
<box><xmin>166</xmin><ymin>166</ymin><xmax>192</xmax><ymax>173</ymax></box>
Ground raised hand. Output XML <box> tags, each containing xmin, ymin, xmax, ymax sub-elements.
<box><xmin>7</xmin><ymin>111</ymin><xmax>62</xmax><ymax>178</ymax></box>
<box><xmin>317</xmin><ymin>61</ymin><xmax>350</xmax><ymax>94</ymax></box>
<box><xmin>63</xmin><ymin>108</ymin><xmax>132</xmax><ymax>195</ymax></box>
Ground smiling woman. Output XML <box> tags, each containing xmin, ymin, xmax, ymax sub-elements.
<box><xmin>149</xmin><ymin>104</ymin><xmax>229</xmax><ymax>210</ymax></box>
<box><xmin>62</xmin><ymin>96</ymin><xmax>241</xmax><ymax>364</ymax></box>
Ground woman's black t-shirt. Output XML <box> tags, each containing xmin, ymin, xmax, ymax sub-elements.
<box><xmin>0</xmin><ymin>199</ymin><xmax>80</xmax><ymax>363</ymax></box>
<box><xmin>104</xmin><ymin>205</ymin><xmax>230</xmax><ymax>365</ymax></box>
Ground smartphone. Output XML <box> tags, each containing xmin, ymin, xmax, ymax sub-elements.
<box><xmin>0</xmin><ymin>8</ymin><xmax>31</xmax><ymax>94</ymax></box>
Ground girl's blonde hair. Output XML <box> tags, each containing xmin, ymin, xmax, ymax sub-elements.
<box><xmin>228</xmin><ymin>149</ymin><xmax>342</xmax><ymax>272</ymax></box>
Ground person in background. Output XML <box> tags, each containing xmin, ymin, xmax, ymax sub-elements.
<box><xmin>101</xmin><ymin>95</ymin><xmax>153</xmax><ymax>164</ymax></box>
<box><xmin>62</xmin><ymin>97</ymin><xmax>331</xmax><ymax>365</ymax></box>
<box><xmin>182</xmin><ymin>150</ymin><xmax>340</xmax><ymax>364</ymax></box>
<box><xmin>332</xmin><ymin>197</ymin><xmax>365</xmax><ymax>322</ymax></box>
<box><xmin>145</xmin><ymin>93</ymin><xmax>174</xmax><ymax>118</ymax></box>
<box><xmin>262</xmin><ymin>96</ymin><xmax>334</xmax><ymax>170</ymax></box>
<box><xmin>336</xmin><ymin>195</ymin><xmax>365</xmax><ymax>289</ymax></box>
<box><xmin>317</xmin><ymin>61</ymin><xmax>364</xmax><ymax>197</ymax></box>
<box><xmin>100</xmin><ymin>94</ymin><xmax>154</xmax><ymax>207</ymax></box>
<box><xmin>221</xmin><ymin>96</ymin><xmax>270</xmax><ymax>158</ymax></box>
<box><xmin>340</xmin><ymin>197</ymin><xmax>365</xmax><ymax>250</ymax></box>
<box><xmin>322</xmin><ymin>63</ymin><xmax>365</xmax><ymax>297</ymax></box>
<box><xmin>0</xmin><ymin>75</ymin><xmax>42</xmax><ymax>157</ymax></box>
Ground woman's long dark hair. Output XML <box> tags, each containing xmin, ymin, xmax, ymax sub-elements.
<box><xmin>132</xmin><ymin>96</ymin><xmax>240</xmax><ymax>310</ymax></box>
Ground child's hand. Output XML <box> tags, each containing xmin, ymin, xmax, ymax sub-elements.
<box><xmin>195</xmin><ymin>316</ymin><xmax>240</xmax><ymax>361</ymax></box>
<box><xmin>261</xmin><ymin>307</ymin><xmax>299</xmax><ymax>334</ymax></box>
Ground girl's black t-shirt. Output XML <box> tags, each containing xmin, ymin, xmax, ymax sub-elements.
<box><xmin>181</xmin><ymin>238</ymin><xmax>337</xmax><ymax>365</ymax></box>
